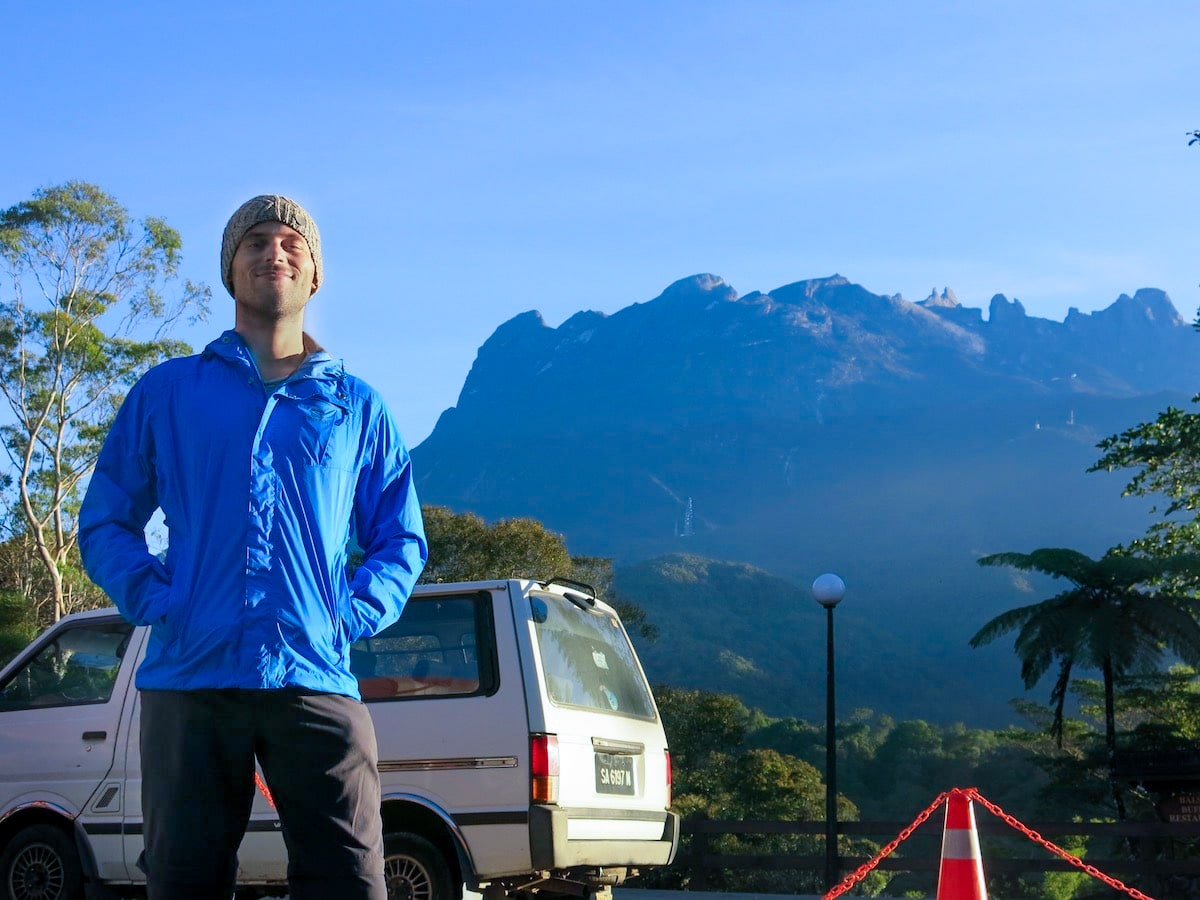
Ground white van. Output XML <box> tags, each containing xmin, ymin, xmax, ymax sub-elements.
<box><xmin>0</xmin><ymin>578</ymin><xmax>678</xmax><ymax>900</ymax></box>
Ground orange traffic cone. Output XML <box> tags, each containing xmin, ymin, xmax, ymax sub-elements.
<box><xmin>936</xmin><ymin>790</ymin><xmax>988</xmax><ymax>900</ymax></box>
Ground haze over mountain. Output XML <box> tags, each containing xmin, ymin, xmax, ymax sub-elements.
<box><xmin>413</xmin><ymin>275</ymin><xmax>1198</xmax><ymax>725</ymax></box>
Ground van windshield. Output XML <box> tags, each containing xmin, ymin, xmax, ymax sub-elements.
<box><xmin>532</xmin><ymin>592</ymin><xmax>655</xmax><ymax>719</ymax></box>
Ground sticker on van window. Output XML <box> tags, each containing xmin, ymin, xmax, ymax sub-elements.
<box><xmin>591</xmin><ymin>649</ymin><xmax>609</xmax><ymax>670</ymax></box>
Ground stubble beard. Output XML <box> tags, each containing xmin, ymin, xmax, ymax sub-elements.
<box><xmin>237</xmin><ymin>279</ymin><xmax>311</xmax><ymax>326</ymax></box>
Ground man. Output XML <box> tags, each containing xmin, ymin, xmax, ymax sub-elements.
<box><xmin>79</xmin><ymin>195</ymin><xmax>427</xmax><ymax>900</ymax></box>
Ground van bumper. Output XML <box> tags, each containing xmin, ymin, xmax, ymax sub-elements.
<box><xmin>529</xmin><ymin>805</ymin><xmax>680</xmax><ymax>870</ymax></box>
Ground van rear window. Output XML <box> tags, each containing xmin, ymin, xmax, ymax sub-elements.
<box><xmin>532</xmin><ymin>592</ymin><xmax>655</xmax><ymax>719</ymax></box>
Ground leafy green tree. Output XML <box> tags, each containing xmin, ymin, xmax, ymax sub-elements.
<box><xmin>0</xmin><ymin>587</ymin><xmax>36</xmax><ymax>665</ymax></box>
<box><xmin>971</xmin><ymin>549</ymin><xmax>1200</xmax><ymax>818</ymax></box>
<box><xmin>727</xmin><ymin>746</ymin><xmax>825</xmax><ymax>817</ymax></box>
<box><xmin>570</xmin><ymin>553</ymin><xmax>657</xmax><ymax>639</ymax></box>
<box><xmin>655</xmin><ymin>686</ymin><xmax>752</xmax><ymax>776</ymax></box>
<box><xmin>0</xmin><ymin>532</ymin><xmax>105</xmax><ymax>636</ymax></box>
<box><xmin>1033</xmin><ymin>673</ymin><xmax>1196</xmax><ymax>886</ymax></box>
<box><xmin>1090</xmin><ymin>133</ymin><xmax>1200</xmax><ymax>551</ymax></box>
<box><xmin>1091</xmin><ymin>406</ymin><xmax>1200</xmax><ymax>560</ymax></box>
<box><xmin>1115</xmin><ymin>665</ymin><xmax>1200</xmax><ymax>749</ymax></box>
<box><xmin>415</xmin><ymin>508</ymin><xmax>659</xmax><ymax>649</ymax></box>
<box><xmin>0</xmin><ymin>182</ymin><xmax>208</xmax><ymax>623</ymax></box>
<box><xmin>419</xmin><ymin>506</ymin><xmax>574</xmax><ymax>583</ymax></box>
<box><xmin>647</xmin><ymin>687</ymin><xmax>888</xmax><ymax>895</ymax></box>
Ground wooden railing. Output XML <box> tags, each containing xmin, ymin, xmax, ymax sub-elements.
<box><xmin>674</xmin><ymin>816</ymin><xmax>1200</xmax><ymax>887</ymax></box>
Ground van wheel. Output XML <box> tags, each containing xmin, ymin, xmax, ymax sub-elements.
<box><xmin>0</xmin><ymin>824</ymin><xmax>84</xmax><ymax>900</ymax></box>
<box><xmin>383</xmin><ymin>832</ymin><xmax>457</xmax><ymax>900</ymax></box>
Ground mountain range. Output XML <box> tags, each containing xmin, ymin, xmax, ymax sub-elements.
<box><xmin>412</xmin><ymin>275</ymin><xmax>1199</xmax><ymax>725</ymax></box>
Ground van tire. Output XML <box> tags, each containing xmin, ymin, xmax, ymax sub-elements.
<box><xmin>383</xmin><ymin>832</ymin><xmax>457</xmax><ymax>900</ymax></box>
<box><xmin>0</xmin><ymin>823</ymin><xmax>84</xmax><ymax>900</ymax></box>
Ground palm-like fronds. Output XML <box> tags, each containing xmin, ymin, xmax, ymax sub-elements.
<box><xmin>973</xmin><ymin>548</ymin><xmax>1200</xmax><ymax>756</ymax></box>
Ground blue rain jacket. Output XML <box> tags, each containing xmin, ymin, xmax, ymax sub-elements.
<box><xmin>78</xmin><ymin>331</ymin><xmax>428</xmax><ymax>697</ymax></box>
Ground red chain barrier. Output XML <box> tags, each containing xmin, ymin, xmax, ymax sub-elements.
<box><xmin>966</xmin><ymin>788</ymin><xmax>1155</xmax><ymax>900</ymax></box>
<box><xmin>822</xmin><ymin>790</ymin><xmax>950</xmax><ymax>899</ymax></box>
<box><xmin>255</xmin><ymin>771</ymin><xmax>276</xmax><ymax>809</ymax></box>
<box><xmin>822</xmin><ymin>786</ymin><xmax>1157</xmax><ymax>900</ymax></box>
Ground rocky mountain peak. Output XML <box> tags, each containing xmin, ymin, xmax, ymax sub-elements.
<box><xmin>766</xmin><ymin>274</ymin><xmax>852</xmax><ymax>303</ymax></box>
<box><xmin>1064</xmin><ymin>287</ymin><xmax>1185</xmax><ymax>331</ymax></box>
<box><xmin>920</xmin><ymin>287</ymin><xmax>960</xmax><ymax>308</ymax></box>
<box><xmin>479</xmin><ymin>309</ymin><xmax>548</xmax><ymax>347</ymax></box>
<box><xmin>988</xmin><ymin>293</ymin><xmax>1027</xmax><ymax>323</ymax></box>
<box><xmin>659</xmin><ymin>273</ymin><xmax>733</xmax><ymax>300</ymax></box>
<box><xmin>1130</xmin><ymin>287</ymin><xmax>1185</xmax><ymax>323</ymax></box>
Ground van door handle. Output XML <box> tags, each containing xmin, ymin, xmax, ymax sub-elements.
<box><xmin>82</xmin><ymin>731</ymin><xmax>107</xmax><ymax>741</ymax></box>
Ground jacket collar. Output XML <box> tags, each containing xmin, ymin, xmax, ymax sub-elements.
<box><xmin>203</xmin><ymin>329</ymin><xmax>343</xmax><ymax>381</ymax></box>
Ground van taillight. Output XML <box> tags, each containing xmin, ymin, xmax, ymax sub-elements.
<box><xmin>665</xmin><ymin>750</ymin><xmax>673</xmax><ymax>808</ymax></box>
<box><xmin>531</xmin><ymin>734</ymin><xmax>559</xmax><ymax>804</ymax></box>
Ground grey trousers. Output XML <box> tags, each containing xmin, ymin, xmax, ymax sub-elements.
<box><xmin>139</xmin><ymin>689</ymin><xmax>386</xmax><ymax>900</ymax></box>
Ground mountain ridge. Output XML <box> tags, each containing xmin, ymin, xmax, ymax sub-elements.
<box><xmin>414</xmin><ymin>274</ymin><xmax>1197</xmax><ymax>724</ymax></box>
<box><xmin>439</xmin><ymin>275</ymin><xmax>1197</xmax><ymax>428</ymax></box>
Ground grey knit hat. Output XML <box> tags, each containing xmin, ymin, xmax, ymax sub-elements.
<box><xmin>221</xmin><ymin>195</ymin><xmax>322</xmax><ymax>297</ymax></box>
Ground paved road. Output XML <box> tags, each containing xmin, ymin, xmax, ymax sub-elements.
<box><xmin>617</xmin><ymin>891</ymin><xmax>824</xmax><ymax>900</ymax></box>
<box><xmin>271</xmin><ymin>891</ymin><xmax>829</xmax><ymax>900</ymax></box>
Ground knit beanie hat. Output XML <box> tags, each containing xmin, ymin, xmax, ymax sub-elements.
<box><xmin>221</xmin><ymin>195</ymin><xmax>322</xmax><ymax>297</ymax></box>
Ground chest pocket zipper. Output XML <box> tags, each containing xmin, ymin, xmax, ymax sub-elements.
<box><xmin>282</xmin><ymin>396</ymin><xmax>352</xmax><ymax>467</ymax></box>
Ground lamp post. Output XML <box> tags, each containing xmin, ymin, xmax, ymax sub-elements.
<box><xmin>812</xmin><ymin>572</ymin><xmax>845</xmax><ymax>892</ymax></box>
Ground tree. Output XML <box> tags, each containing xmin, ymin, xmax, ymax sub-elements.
<box><xmin>1114</xmin><ymin>665</ymin><xmax>1200</xmax><ymax>749</ymax></box>
<box><xmin>1091</xmin><ymin>405</ymin><xmax>1200</xmax><ymax>560</ymax></box>
<box><xmin>0</xmin><ymin>586</ymin><xmax>35</xmax><ymax>665</ymax></box>
<box><xmin>0</xmin><ymin>532</ymin><xmax>103</xmax><ymax>646</ymax></box>
<box><xmin>570</xmin><ymin>553</ymin><xmax>657</xmax><ymax>639</ymax></box>
<box><xmin>415</xmin><ymin>507</ymin><xmax>660</xmax><ymax>645</ymax></box>
<box><xmin>654</xmin><ymin>686</ymin><xmax>753</xmax><ymax>780</ymax></box>
<box><xmin>1093</xmin><ymin>131</ymin><xmax>1200</xmax><ymax>549</ymax></box>
<box><xmin>971</xmin><ymin>548</ymin><xmax>1200</xmax><ymax>817</ymax></box>
<box><xmin>1094</xmin><ymin>123</ymin><xmax>1200</xmax><ymax>549</ymax></box>
<box><xmin>418</xmin><ymin>506</ymin><xmax>574</xmax><ymax>583</ymax></box>
<box><xmin>647</xmin><ymin>686</ymin><xmax>886</xmax><ymax>895</ymax></box>
<box><xmin>0</xmin><ymin>182</ymin><xmax>208</xmax><ymax>623</ymax></box>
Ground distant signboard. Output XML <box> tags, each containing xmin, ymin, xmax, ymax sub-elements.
<box><xmin>1161</xmin><ymin>792</ymin><xmax>1200</xmax><ymax>823</ymax></box>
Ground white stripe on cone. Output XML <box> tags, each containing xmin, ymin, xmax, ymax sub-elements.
<box><xmin>941</xmin><ymin>827</ymin><xmax>982</xmax><ymax>860</ymax></box>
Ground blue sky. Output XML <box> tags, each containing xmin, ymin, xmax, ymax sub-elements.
<box><xmin>4</xmin><ymin>1</ymin><xmax>1198</xmax><ymax>444</ymax></box>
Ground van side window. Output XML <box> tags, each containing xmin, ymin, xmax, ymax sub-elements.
<box><xmin>350</xmin><ymin>593</ymin><xmax>496</xmax><ymax>701</ymax></box>
<box><xmin>0</xmin><ymin>621</ymin><xmax>134</xmax><ymax>711</ymax></box>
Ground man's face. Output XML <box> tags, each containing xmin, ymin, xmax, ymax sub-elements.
<box><xmin>229</xmin><ymin>221</ymin><xmax>318</xmax><ymax>320</ymax></box>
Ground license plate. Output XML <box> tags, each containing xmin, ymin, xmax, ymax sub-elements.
<box><xmin>595</xmin><ymin>752</ymin><xmax>636</xmax><ymax>795</ymax></box>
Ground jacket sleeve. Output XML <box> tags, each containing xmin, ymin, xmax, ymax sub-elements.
<box><xmin>346</xmin><ymin>404</ymin><xmax>428</xmax><ymax>642</ymax></box>
<box><xmin>78</xmin><ymin>379</ymin><xmax>173</xmax><ymax>627</ymax></box>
